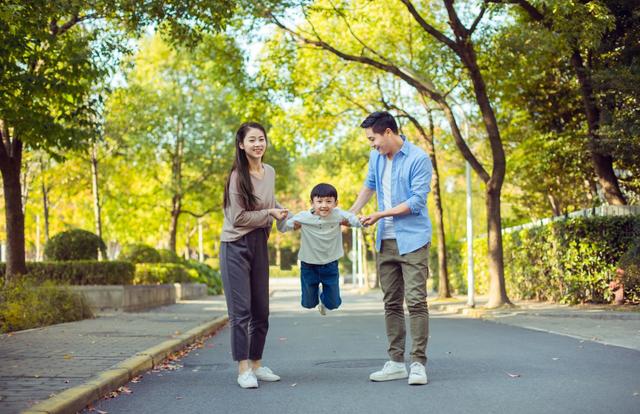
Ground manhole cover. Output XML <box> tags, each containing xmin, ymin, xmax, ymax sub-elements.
<box><xmin>315</xmin><ymin>359</ymin><xmax>386</xmax><ymax>369</ymax></box>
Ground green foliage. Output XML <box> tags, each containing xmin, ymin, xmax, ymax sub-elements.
<box><xmin>158</xmin><ymin>249</ymin><xmax>181</xmax><ymax>263</ymax></box>
<box><xmin>134</xmin><ymin>263</ymin><xmax>197</xmax><ymax>284</ymax></box>
<box><xmin>44</xmin><ymin>229</ymin><xmax>107</xmax><ymax>261</ymax></box>
<box><xmin>0</xmin><ymin>261</ymin><xmax>135</xmax><ymax>285</ymax></box>
<box><xmin>119</xmin><ymin>244</ymin><xmax>162</xmax><ymax>264</ymax></box>
<box><xmin>461</xmin><ymin>215</ymin><xmax>640</xmax><ymax>304</ymax></box>
<box><xmin>269</xmin><ymin>265</ymin><xmax>300</xmax><ymax>278</ymax></box>
<box><xmin>183</xmin><ymin>260</ymin><xmax>223</xmax><ymax>295</ymax></box>
<box><xmin>618</xmin><ymin>240</ymin><xmax>640</xmax><ymax>303</ymax></box>
<box><xmin>0</xmin><ymin>277</ymin><xmax>93</xmax><ymax>333</ymax></box>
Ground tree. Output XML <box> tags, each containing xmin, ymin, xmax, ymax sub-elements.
<box><xmin>491</xmin><ymin>0</ymin><xmax>639</xmax><ymax>205</ymax></box>
<box><xmin>266</xmin><ymin>0</ymin><xmax>512</xmax><ymax>306</ymax></box>
<box><xmin>106</xmin><ymin>33</ymin><xmax>260</xmax><ymax>252</ymax></box>
<box><xmin>0</xmin><ymin>0</ymin><xmax>235</xmax><ymax>280</ymax></box>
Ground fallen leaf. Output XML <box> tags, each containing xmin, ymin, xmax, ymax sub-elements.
<box><xmin>291</xmin><ymin>383</ymin><xmax>297</xmax><ymax>387</ymax></box>
<box><xmin>118</xmin><ymin>386</ymin><xmax>132</xmax><ymax>394</ymax></box>
<box><xmin>64</xmin><ymin>379</ymin><xmax>70</xmax><ymax>384</ymax></box>
<box><xmin>552</xmin><ymin>358</ymin><xmax>559</xmax><ymax>361</ymax></box>
<box><xmin>279</xmin><ymin>337</ymin><xmax>287</xmax><ymax>341</ymax></box>
<box><xmin>131</xmin><ymin>376</ymin><xmax>142</xmax><ymax>383</ymax></box>
<box><xmin>63</xmin><ymin>354</ymin><xmax>74</xmax><ymax>360</ymax></box>
<box><xmin>97</xmin><ymin>410</ymin><xmax>108</xmax><ymax>414</ymax></box>
<box><xmin>176</xmin><ymin>396</ymin><xmax>184</xmax><ymax>400</ymax></box>
<box><xmin>633</xmin><ymin>392</ymin><xmax>639</xmax><ymax>397</ymax></box>
<box><xmin>505</xmin><ymin>372</ymin><xmax>521</xmax><ymax>378</ymax></box>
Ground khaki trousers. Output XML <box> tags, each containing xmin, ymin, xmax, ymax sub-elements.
<box><xmin>377</xmin><ymin>240</ymin><xmax>430</xmax><ymax>365</ymax></box>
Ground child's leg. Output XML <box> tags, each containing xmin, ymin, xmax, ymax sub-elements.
<box><xmin>318</xmin><ymin>260</ymin><xmax>342</xmax><ymax>310</ymax></box>
<box><xmin>300</xmin><ymin>261</ymin><xmax>320</xmax><ymax>309</ymax></box>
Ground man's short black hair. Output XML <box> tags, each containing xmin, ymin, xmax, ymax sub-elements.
<box><xmin>310</xmin><ymin>183</ymin><xmax>338</xmax><ymax>201</ymax></box>
<box><xmin>360</xmin><ymin>111</ymin><xmax>398</xmax><ymax>134</ymax></box>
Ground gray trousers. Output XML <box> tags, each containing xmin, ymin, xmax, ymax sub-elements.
<box><xmin>377</xmin><ymin>240</ymin><xmax>430</xmax><ymax>365</ymax></box>
<box><xmin>220</xmin><ymin>228</ymin><xmax>270</xmax><ymax>361</ymax></box>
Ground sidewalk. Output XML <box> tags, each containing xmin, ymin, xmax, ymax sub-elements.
<box><xmin>1</xmin><ymin>282</ymin><xmax>638</xmax><ymax>414</ymax></box>
<box><xmin>0</xmin><ymin>296</ymin><xmax>228</xmax><ymax>414</ymax></box>
<box><xmin>428</xmin><ymin>294</ymin><xmax>640</xmax><ymax>351</ymax></box>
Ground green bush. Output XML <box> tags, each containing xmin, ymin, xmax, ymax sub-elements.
<box><xmin>0</xmin><ymin>277</ymin><xmax>93</xmax><ymax>333</ymax></box>
<box><xmin>119</xmin><ymin>244</ymin><xmax>162</xmax><ymax>264</ymax></box>
<box><xmin>44</xmin><ymin>229</ymin><xmax>107</xmax><ymax>261</ymax></box>
<box><xmin>134</xmin><ymin>263</ymin><xmax>197</xmax><ymax>284</ymax></box>
<box><xmin>618</xmin><ymin>240</ymin><xmax>640</xmax><ymax>303</ymax></box>
<box><xmin>0</xmin><ymin>261</ymin><xmax>135</xmax><ymax>285</ymax></box>
<box><xmin>158</xmin><ymin>248</ymin><xmax>181</xmax><ymax>263</ymax></box>
<box><xmin>184</xmin><ymin>260</ymin><xmax>223</xmax><ymax>295</ymax></box>
<box><xmin>459</xmin><ymin>215</ymin><xmax>640</xmax><ymax>304</ymax></box>
<box><xmin>269</xmin><ymin>265</ymin><xmax>300</xmax><ymax>278</ymax></box>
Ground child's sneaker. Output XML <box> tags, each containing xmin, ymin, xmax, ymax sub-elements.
<box><xmin>318</xmin><ymin>302</ymin><xmax>326</xmax><ymax>315</ymax></box>
<box><xmin>369</xmin><ymin>361</ymin><xmax>408</xmax><ymax>381</ymax></box>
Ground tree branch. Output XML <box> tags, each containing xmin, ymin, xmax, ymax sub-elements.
<box><xmin>469</xmin><ymin>4</ymin><xmax>487</xmax><ymax>36</ymax></box>
<box><xmin>399</xmin><ymin>0</ymin><xmax>458</xmax><ymax>51</ymax></box>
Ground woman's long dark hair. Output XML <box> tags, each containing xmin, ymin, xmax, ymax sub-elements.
<box><xmin>223</xmin><ymin>122</ymin><xmax>268</xmax><ymax>211</ymax></box>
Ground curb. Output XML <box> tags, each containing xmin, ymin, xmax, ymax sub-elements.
<box><xmin>22</xmin><ymin>315</ymin><xmax>229</xmax><ymax>414</ymax></box>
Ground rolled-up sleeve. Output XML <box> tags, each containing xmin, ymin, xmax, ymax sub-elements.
<box><xmin>405</xmin><ymin>154</ymin><xmax>432</xmax><ymax>215</ymax></box>
<box><xmin>365</xmin><ymin>151</ymin><xmax>377</xmax><ymax>190</ymax></box>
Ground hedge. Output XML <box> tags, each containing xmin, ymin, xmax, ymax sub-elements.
<box><xmin>134</xmin><ymin>263</ymin><xmax>198</xmax><ymax>284</ymax></box>
<box><xmin>0</xmin><ymin>261</ymin><xmax>135</xmax><ymax>285</ymax></box>
<box><xmin>1</xmin><ymin>277</ymin><xmax>93</xmax><ymax>333</ymax></box>
<box><xmin>44</xmin><ymin>229</ymin><xmax>107</xmax><ymax>261</ymax></box>
<box><xmin>448</xmin><ymin>215</ymin><xmax>640</xmax><ymax>304</ymax></box>
<box><xmin>119</xmin><ymin>244</ymin><xmax>162</xmax><ymax>264</ymax></box>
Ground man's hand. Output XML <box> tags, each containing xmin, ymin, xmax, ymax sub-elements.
<box><xmin>359</xmin><ymin>212</ymin><xmax>383</xmax><ymax>227</ymax></box>
<box><xmin>293</xmin><ymin>221</ymin><xmax>301</xmax><ymax>230</ymax></box>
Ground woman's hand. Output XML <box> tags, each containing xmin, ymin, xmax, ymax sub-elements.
<box><xmin>268</xmin><ymin>208</ymin><xmax>289</xmax><ymax>221</ymax></box>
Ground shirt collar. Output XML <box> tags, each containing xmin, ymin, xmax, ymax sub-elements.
<box><xmin>398</xmin><ymin>134</ymin><xmax>410</xmax><ymax>156</ymax></box>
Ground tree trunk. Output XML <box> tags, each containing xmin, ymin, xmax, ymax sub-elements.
<box><xmin>425</xmin><ymin>111</ymin><xmax>451</xmax><ymax>298</ymax></box>
<box><xmin>0</xmin><ymin>131</ymin><xmax>27</xmax><ymax>280</ymax></box>
<box><xmin>41</xmin><ymin>162</ymin><xmax>50</xmax><ymax>242</ymax></box>
<box><xmin>486</xmin><ymin>184</ymin><xmax>510</xmax><ymax>308</ymax></box>
<box><xmin>169</xmin><ymin>194</ymin><xmax>181</xmax><ymax>253</ymax></box>
<box><xmin>90</xmin><ymin>143</ymin><xmax>103</xmax><ymax>245</ymax></box>
<box><xmin>569</xmin><ymin>50</ymin><xmax>626</xmax><ymax>205</ymax></box>
<box><xmin>168</xmin><ymin>120</ymin><xmax>184</xmax><ymax>253</ymax></box>
<box><xmin>458</xmin><ymin>40</ymin><xmax>512</xmax><ymax>308</ymax></box>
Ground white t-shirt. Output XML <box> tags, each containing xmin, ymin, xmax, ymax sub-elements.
<box><xmin>381</xmin><ymin>157</ymin><xmax>396</xmax><ymax>240</ymax></box>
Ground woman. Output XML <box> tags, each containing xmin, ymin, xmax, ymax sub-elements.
<box><xmin>220</xmin><ymin>122</ymin><xmax>288</xmax><ymax>389</ymax></box>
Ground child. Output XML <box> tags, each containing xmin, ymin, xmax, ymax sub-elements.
<box><xmin>284</xmin><ymin>183</ymin><xmax>361</xmax><ymax>315</ymax></box>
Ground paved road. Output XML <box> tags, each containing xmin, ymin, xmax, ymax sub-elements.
<box><xmin>85</xmin><ymin>288</ymin><xmax>640</xmax><ymax>414</ymax></box>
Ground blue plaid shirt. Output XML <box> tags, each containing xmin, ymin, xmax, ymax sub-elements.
<box><xmin>364</xmin><ymin>135</ymin><xmax>432</xmax><ymax>255</ymax></box>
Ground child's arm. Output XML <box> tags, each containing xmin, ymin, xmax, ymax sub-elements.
<box><xmin>279</xmin><ymin>211</ymin><xmax>305</xmax><ymax>232</ymax></box>
<box><xmin>337</xmin><ymin>208</ymin><xmax>362</xmax><ymax>228</ymax></box>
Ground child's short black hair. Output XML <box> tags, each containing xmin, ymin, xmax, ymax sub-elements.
<box><xmin>310</xmin><ymin>183</ymin><xmax>338</xmax><ymax>201</ymax></box>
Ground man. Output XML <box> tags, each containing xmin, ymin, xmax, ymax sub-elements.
<box><xmin>350</xmin><ymin>111</ymin><xmax>432</xmax><ymax>386</ymax></box>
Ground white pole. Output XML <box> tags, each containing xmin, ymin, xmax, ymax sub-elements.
<box><xmin>357</xmin><ymin>228</ymin><xmax>364</xmax><ymax>288</ymax></box>
<box><xmin>465</xmin><ymin>122</ymin><xmax>475</xmax><ymax>307</ymax></box>
<box><xmin>351</xmin><ymin>227</ymin><xmax>357</xmax><ymax>285</ymax></box>
<box><xmin>36</xmin><ymin>214</ymin><xmax>41</xmax><ymax>261</ymax></box>
<box><xmin>198</xmin><ymin>218</ymin><xmax>204</xmax><ymax>262</ymax></box>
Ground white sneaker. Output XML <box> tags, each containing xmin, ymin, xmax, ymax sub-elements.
<box><xmin>408</xmin><ymin>362</ymin><xmax>428</xmax><ymax>385</ymax></box>
<box><xmin>237</xmin><ymin>369</ymin><xmax>258</xmax><ymax>388</ymax></box>
<box><xmin>254</xmin><ymin>366</ymin><xmax>281</xmax><ymax>382</ymax></box>
<box><xmin>318</xmin><ymin>302</ymin><xmax>326</xmax><ymax>315</ymax></box>
<box><xmin>369</xmin><ymin>361</ymin><xmax>408</xmax><ymax>382</ymax></box>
